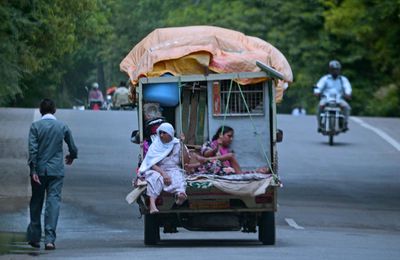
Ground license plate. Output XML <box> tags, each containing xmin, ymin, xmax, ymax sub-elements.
<box><xmin>189</xmin><ymin>200</ymin><xmax>230</xmax><ymax>209</ymax></box>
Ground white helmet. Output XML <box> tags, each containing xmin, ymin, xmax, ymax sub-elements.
<box><xmin>329</xmin><ymin>60</ymin><xmax>341</xmax><ymax>70</ymax></box>
<box><xmin>92</xmin><ymin>82</ymin><xmax>99</xmax><ymax>88</ymax></box>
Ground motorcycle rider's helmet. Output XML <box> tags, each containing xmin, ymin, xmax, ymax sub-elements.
<box><xmin>329</xmin><ymin>60</ymin><xmax>341</xmax><ymax>70</ymax></box>
<box><xmin>92</xmin><ymin>82</ymin><xmax>99</xmax><ymax>89</ymax></box>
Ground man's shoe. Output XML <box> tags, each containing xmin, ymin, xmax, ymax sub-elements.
<box><xmin>45</xmin><ymin>243</ymin><xmax>56</xmax><ymax>250</ymax></box>
<box><xmin>28</xmin><ymin>241</ymin><xmax>40</xmax><ymax>248</ymax></box>
<box><xmin>317</xmin><ymin>127</ymin><xmax>322</xmax><ymax>133</ymax></box>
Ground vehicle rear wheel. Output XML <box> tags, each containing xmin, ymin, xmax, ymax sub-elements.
<box><xmin>144</xmin><ymin>214</ymin><xmax>160</xmax><ymax>245</ymax></box>
<box><xmin>258</xmin><ymin>212</ymin><xmax>275</xmax><ymax>245</ymax></box>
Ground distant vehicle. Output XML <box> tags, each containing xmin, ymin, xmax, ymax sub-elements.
<box><xmin>291</xmin><ymin>106</ymin><xmax>306</xmax><ymax>116</ymax></box>
<box><xmin>317</xmin><ymin>90</ymin><xmax>347</xmax><ymax>145</ymax></box>
<box><xmin>106</xmin><ymin>86</ymin><xmax>117</xmax><ymax>110</ymax></box>
<box><xmin>88</xmin><ymin>82</ymin><xmax>105</xmax><ymax>110</ymax></box>
<box><xmin>88</xmin><ymin>100</ymin><xmax>104</xmax><ymax>110</ymax></box>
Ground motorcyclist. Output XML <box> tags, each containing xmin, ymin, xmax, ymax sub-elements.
<box><xmin>88</xmin><ymin>82</ymin><xmax>104</xmax><ymax>109</ymax></box>
<box><xmin>112</xmin><ymin>81</ymin><xmax>130</xmax><ymax>109</ymax></box>
<box><xmin>314</xmin><ymin>60</ymin><xmax>352</xmax><ymax>131</ymax></box>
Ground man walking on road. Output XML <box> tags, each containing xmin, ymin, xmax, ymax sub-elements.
<box><xmin>112</xmin><ymin>80</ymin><xmax>130</xmax><ymax>109</ymax></box>
<box><xmin>27</xmin><ymin>98</ymin><xmax>78</xmax><ymax>250</ymax></box>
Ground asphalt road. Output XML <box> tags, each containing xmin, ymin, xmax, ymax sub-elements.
<box><xmin>0</xmin><ymin>108</ymin><xmax>399</xmax><ymax>259</ymax></box>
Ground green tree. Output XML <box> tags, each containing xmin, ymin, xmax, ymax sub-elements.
<box><xmin>0</xmin><ymin>0</ymin><xmax>115</xmax><ymax>107</ymax></box>
<box><xmin>104</xmin><ymin>0</ymin><xmax>177</xmax><ymax>88</ymax></box>
<box><xmin>324</xmin><ymin>0</ymin><xmax>400</xmax><ymax>116</ymax></box>
<box><xmin>1</xmin><ymin>0</ymin><xmax>398</xmax><ymax>116</ymax></box>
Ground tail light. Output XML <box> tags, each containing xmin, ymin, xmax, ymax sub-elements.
<box><xmin>255</xmin><ymin>191</ymin><xmax>273</xmax><ymax>204</ymax></box>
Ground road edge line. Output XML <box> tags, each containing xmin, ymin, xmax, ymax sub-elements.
<box><xmin>350</xmin><ymin>117</ymin><xmax>400</xmax><ymax>152</ymax></box>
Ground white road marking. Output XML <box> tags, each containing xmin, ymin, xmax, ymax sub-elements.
<box><xmin>285</xmin><ymin>218</ymin><xmax>304</xmax><ymax>230</ymax></box>
<box><xmin>351</xmin><ymin>117</ymin><xmax>400</xmax><ymax>152</ymax></box>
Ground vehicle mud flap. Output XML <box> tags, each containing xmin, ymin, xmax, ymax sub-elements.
<box><xmin>258</xmin><ymin>212</ymin><xmax>275</xmax><ymax>245</ymax></box>
<box><xmin>144</xmin><ymin>214</ymin><xmax>160</xmax><ymax>245</ymax></box>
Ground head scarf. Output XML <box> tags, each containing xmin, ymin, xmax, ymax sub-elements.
<box><xmin>139</xmin><ymin>123</ymin><xmax>179</xmax><ymax>173</ymax></box>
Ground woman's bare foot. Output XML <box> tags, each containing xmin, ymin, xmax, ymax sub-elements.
<box><xmin>149</xmin><ymin>197</ymin><xmax>159</xmax><ymax>213</ymax></box>
<box><xmin>149</xmin><ymin>207</ymin><xmax>159</xmax><ymax>214</ymax></box>
<box><xmin>175</xmin><ymin>192</ymin><xmax>187</xmax><ymax>205</ymax></box>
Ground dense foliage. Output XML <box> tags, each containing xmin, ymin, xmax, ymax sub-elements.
<box><xmin>0</xmin><ymin>0</ymin><xmax>399</xmax><ymax>116</ymax></box>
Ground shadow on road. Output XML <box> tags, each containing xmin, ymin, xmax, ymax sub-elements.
<box><xmin>0</xmin><ymin>231</ymin><xmax>46</xmax><ymax>257</ymax></box>
<box><xmin>149</xmin><ymin>239</ymin><xmax>266</xmax><ymax>248</ymax></box>
<box><xmin>316</xmin><ymin>141</ymin><xmax>354</xmax><ymax>147</ymax></box>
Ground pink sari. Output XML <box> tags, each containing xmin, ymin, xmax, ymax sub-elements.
<box><xmin>210</xmin><ymin>140</ymin><xmax>231</xmax><ymax>167</ymax></box>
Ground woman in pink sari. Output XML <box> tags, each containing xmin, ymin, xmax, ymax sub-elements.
<box><xmin>195</xmin><ymin>126</ymin><xmax>241</xmax><ymax>175</ymax></box>
<box><xmin>185</xmin><ymin>126</ymin><xmax>270</xmax><ymax>175</ymax></box>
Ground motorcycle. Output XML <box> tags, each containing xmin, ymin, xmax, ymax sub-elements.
<box><xmin>106</xmin><ymin>86</ymin><xmax>117</xmax><ymax>110</ymax></box>
<box><xmin>88</xmin><ymin>100</ymin><xmax>105</xmax><ymax>110</ymax></box>
<box><xmin>318</xmin><ymin>92</ymin><xmax>347</xmax><ymax>146</ymax></box>
<box><xmin>106</xmin><ymin>94</ymin><xmax>113</xmax><ymax>110</ymax></box>
<box><xmin>85</xmin><ymin>85</ymin><xmax>107</xmax><ymax>110</ymax></box>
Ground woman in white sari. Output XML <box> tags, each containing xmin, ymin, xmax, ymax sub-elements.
<box><xmin>138</xmin><ymin>123</ymin><xmax>190</xmax><ymax>213</ymax></box>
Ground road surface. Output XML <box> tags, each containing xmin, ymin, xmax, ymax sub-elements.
<box><xmin>0</xmin><ymin>108</ymin><xmax>399</xmax><ymax>259</ymax></box>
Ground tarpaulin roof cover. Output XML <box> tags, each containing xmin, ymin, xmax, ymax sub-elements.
<box><xmin>120</xmin><ymin>25</ymin><xmax>293</xmax><ymax>102</ymax></box>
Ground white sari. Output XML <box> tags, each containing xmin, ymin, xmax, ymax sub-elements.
<box><xmin>138</xmin><ymin>123</ymin><xmax>186</xmax><ymax>198</ymax></box>
<box><xmin>144</xmin><ymin>143</ymin><xmax>186</xmax><ymax>198</ymax></box>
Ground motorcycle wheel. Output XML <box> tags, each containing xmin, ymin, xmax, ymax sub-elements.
<box><xmin>328</xmin><ymin>115</ymin><xmax>335</xmax><ymax>146</ymax></box>
<box><xmin>329</xmin><ymin>135</ymin><xmax>334</xmax><ymax>146</ymax></box>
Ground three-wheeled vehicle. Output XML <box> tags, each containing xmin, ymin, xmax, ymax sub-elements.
<box><xmin>132</xmin><ymin>63</ymin><xmax>284</xmax><ymax>245</ymax></box>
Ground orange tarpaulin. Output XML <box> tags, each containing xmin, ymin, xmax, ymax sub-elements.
<box><xmin>120</xmin><ymin>25</ymin><xmax>293</xmax><ymax>102</ymax></box>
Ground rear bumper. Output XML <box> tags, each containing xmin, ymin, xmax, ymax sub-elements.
<box><xmin>143</xmin><ymin>186</ymin><xmax>277</xmax><ymax>214</ymax></box>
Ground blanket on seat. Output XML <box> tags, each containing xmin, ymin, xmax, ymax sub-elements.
<box><xmin>126</xmin><ymin>173</ymin><xmax>276</xmax><ymax>204</ymax></box>
<box><xmin>186</xmin><ymin>173</ymin><xmax>274</xmax><ymax>196</ymax></box>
